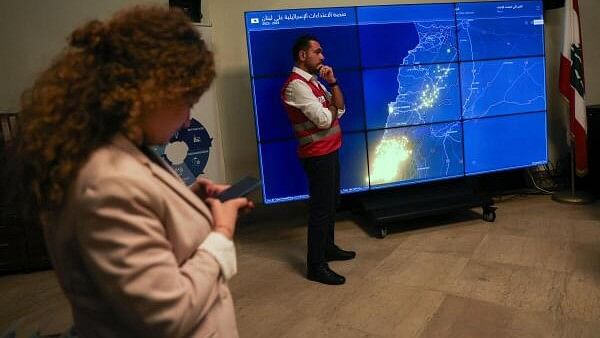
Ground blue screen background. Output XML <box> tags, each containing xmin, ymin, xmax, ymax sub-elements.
<box><xmin>252</xmin><ymin>75</ymin><xmax>293</xmax><ymax>142</ymax></box>
<box><xmin>246</xmin><ymin>1</ymin><xmax>547</xmax><ymax>204</ymax></box>
<box><xmin>259</xmin><ymin>140</ymin><xmax>309</xmax><ymax>203</ymax></box>
<box><xmin>248</xmin><ymin>26</ymin><xmax>360</xmax><ymax>77</ymax></box>
<box><xmin>463</xmin><ymin>111</ymin><xmax>548</xmax><ymax>174</ymax></box>
<box><xmin>339</xmin><ymin>132</ymin><xmax>370</xmax><ymax>194</ymax></box>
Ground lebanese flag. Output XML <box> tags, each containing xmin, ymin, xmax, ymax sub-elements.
<box><xmin>559</xmin><ymin>0</ymin><xmax>588</xmax><ymax>176</ymax></box>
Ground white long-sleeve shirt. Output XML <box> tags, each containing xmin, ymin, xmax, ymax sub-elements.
<box><xmin>199</xmin><ymin>232</ymin><xmax>236</xmax><ymax>280</ymax></box>
<box><xmin>283</xmin><ymin>67</ymin><xmax>345</xmax><ymax>129</ymax></box>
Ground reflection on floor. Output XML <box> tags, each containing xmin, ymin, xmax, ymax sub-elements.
<box><xmin>1</xmin><ymin>195</ymin><xmax>599</xmax><ymax>337</ymax></box>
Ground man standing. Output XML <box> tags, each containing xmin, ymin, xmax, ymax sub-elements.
<box><xmin>281</xmin><ymin>35</ymin><xmax>356</xmax><ymax>285</ymax></box>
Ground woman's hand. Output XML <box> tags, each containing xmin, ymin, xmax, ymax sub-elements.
<box><xmin>205</xmin><ymin>197</ymin><xmax>254</xmax><ymax>240</ymax></box>
<box><xmin>190</xmin><ymin>177</ymin><xmax>229</xmax><ymax>200</ymax></box>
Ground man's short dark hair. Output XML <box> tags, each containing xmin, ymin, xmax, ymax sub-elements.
<box><xmin>292</xmin><ymin>34</ymin><xmax>320</xmax><ymax>62</ymax></box>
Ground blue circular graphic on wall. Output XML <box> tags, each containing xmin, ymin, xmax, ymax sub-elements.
<box><xmin>152</xmin><ymin>118</ymin><xmax>212</xmax><ymax>185</ymax></box>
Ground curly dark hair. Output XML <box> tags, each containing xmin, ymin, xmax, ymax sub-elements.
<box><xmin>18</xmin><ymin>5</ymin><xmax>215</xmax><ymax>213</ymax></box>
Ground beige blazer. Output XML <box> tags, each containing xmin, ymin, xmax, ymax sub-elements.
<box><xmin>44</xmin><ymin>134</ymin><xmax>238</xmax><ymax>337</ymax></box>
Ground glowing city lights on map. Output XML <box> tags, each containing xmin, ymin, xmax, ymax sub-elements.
<box><xmin>414</xmin><ymin>65</ymin><xmax>451</xmax><ymax>111</ymax></box>
<box><xmin>369</xmin><ymin>135</ymin><xmax>412</xmax><ymax>184</ymax></box>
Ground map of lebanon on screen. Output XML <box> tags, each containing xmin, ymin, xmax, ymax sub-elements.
<box><xmin>245</xmin><ymin>1</ymin><xmax>547</xmax><ymax>204</ymax></box>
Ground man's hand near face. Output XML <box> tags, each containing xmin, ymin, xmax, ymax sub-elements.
<box><xmin>317</xmin><ymin>64</ymin><xmax>336</xmax><ymax>85</ymax></box>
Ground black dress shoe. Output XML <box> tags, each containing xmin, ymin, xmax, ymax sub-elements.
<box><xmin>307</xmin><ymin>263</ymin><xmax>346</xmax><ymax>285</ymax></box>
<box><xmin>325</xmin><ymin>245</ymin><xmax>356</xmax><ymax>262</ymax></box>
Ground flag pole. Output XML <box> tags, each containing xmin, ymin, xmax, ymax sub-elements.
<box><xmin>551</xmin><ymin>135</ymin><xmax>593</xmax><ymax>204</ymax></box>
<box><xmin>552</xmin><ymin>0</ymin><xmax>593</xmax><ymax>204</ymax></box>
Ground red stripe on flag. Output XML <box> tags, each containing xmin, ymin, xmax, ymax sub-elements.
<box><xmin>560</xmin><ymin>0</ymin><xmax>588</xmax><ymax>177</ymax></box>
<box><xmin>559</xmin><ymin>56</ymin><xmax>572</xmax><ymax>99</ymax></box>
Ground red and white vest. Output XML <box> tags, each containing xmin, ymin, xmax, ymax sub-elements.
<box><xmin>281</xmin><ymin>72</ymin><xmax>342</xmax><ymax>158</ymax></box>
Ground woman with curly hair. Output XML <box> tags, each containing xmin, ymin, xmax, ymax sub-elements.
<box><xmin>17</xmin><ymin>5</ymin><xmax>249</xmax><ymax>337</ymax></box>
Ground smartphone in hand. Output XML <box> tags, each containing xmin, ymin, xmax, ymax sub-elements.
<box><xmin>217</xmin><ymin>176</ymin><xmax>261</xmax><ymax>202</ymax></box>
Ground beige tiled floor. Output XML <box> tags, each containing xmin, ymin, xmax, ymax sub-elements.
<box><xmin>1</xmin><ymin>194</ymin><xmax>600</xmax><ymax>337</ymax></box>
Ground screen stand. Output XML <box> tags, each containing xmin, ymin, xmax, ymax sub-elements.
<box><xmin>353</xmin><ymin>178</ymin><xmax>495</xmax><ymax>238</ymax></box>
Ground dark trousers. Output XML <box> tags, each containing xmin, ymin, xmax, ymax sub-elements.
<box><xmin>301</xmin><ymin>150</ymin><xmax>340</xmax><ymax>265</ymax></box>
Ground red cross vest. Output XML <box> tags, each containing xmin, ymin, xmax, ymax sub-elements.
<box><xmin>281</xmin><ymin>72</ymin><xmax>342</xmax><ymax>158</ymax></box>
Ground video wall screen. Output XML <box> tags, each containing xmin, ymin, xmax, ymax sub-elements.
<box><xmin>245</xmin><ymin>0</ymin><xmax>548</xmax><ymax>204</ymax></box>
